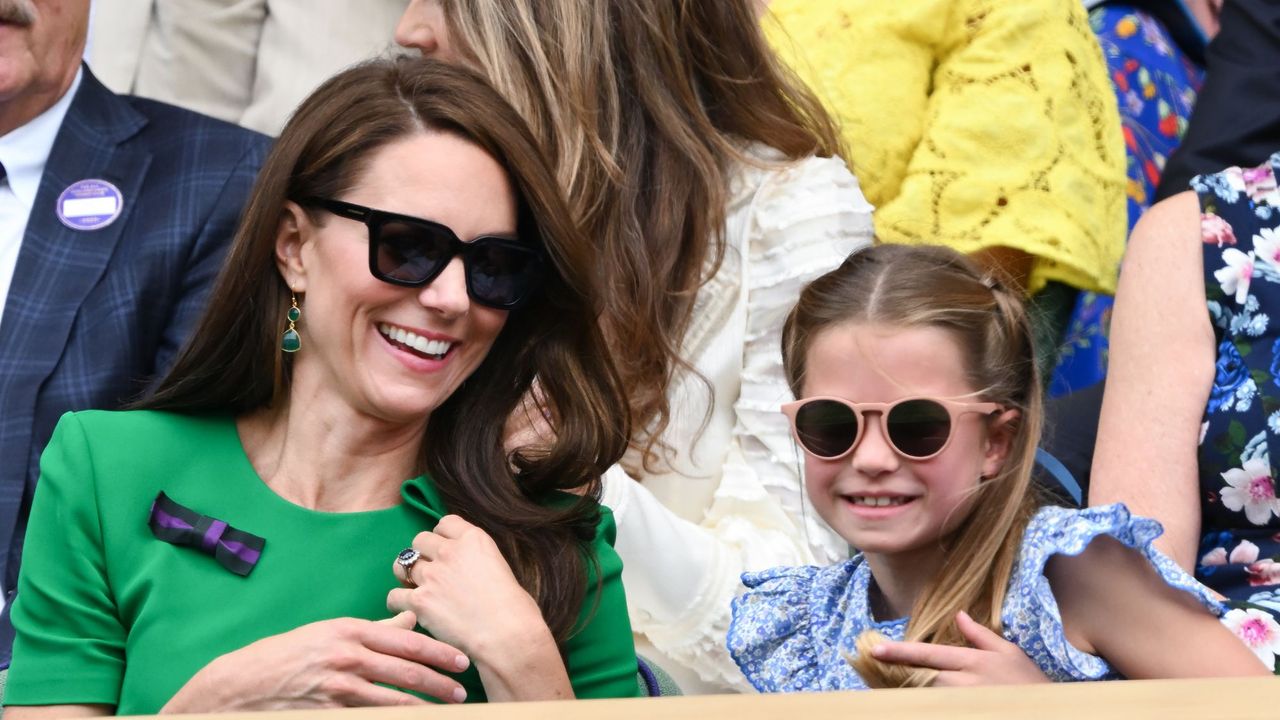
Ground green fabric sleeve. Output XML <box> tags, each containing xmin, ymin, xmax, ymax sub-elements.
<box><xmin>562</xmin><ymin>506</ymin><xmax>645</xmax><ymax>699</ymax></box>
<box><xmin>4</xmin><ymin>413</ymin><xmax>126</xmax><ymax>707</ymax></box>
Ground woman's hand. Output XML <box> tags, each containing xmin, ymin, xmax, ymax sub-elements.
<box><xmin>387</xmin><ymin>515</ymin><xmax>574</xmax><ymax>701</ymax></box>
<box><xmin>160</xmin><ymin>612</ymin><xmax>470</xmax><ymax>713</ymax></box>
<box><xmin>869</xmin><ymin>611</ymin><xmax>1050</xmax><ymax>687</ymax></box>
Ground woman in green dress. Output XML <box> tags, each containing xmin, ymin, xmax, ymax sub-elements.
<box><xmin>2</xmin><ymin>57</ymin><xmax>641</xmax><ymax>716</ymax></box>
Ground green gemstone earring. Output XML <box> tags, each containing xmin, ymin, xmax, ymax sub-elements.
<box><xmin>281</xmin><ymin>293</ymin><xmax>302</xmax><ymax>353</ymax></box>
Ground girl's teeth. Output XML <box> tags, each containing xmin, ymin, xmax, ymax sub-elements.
<box><xmin>853</xmin><ymin>496</ymin><xmax>907</xmax><ymax>507</ymax></box>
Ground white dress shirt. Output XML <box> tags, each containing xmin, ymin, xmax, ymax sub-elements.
<box><xmin>0</xmin><ymin>69</ymin><xmax>83</xmax><ymax>334</ymax></box>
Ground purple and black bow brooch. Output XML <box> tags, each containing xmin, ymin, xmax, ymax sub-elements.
<box><xmin>148</xmin><ymin>492</ymin><xmax>265</xmax><ymax>576</ymax></box>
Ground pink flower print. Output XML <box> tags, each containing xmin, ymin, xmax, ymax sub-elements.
<box><xmin>1246</xmin><ymin>559</ymin><xmax>1280</xmax><ymax>587</ymax></box>
<box><xmin>1221</xmin><ymin>608</ymin><xmax>1280</xmax><ymax>668</ymax></box>
<box><xmin>1201</xmin><ymin>213</ymin><xmax>1236</xmax><ymax>247</ymax></box>
<box><xmin>1214</xmin><ymin>249</ymin><xmax>1255</xmax><ymax>305</ymax></box>
<box><xmin>1229</xmin><ymin>540</ymin><xmax>1261</xmax><ymax>564</ymax></box>
<box><xmin>1242</xmin><ymin>166</ymin><xmax>1279</xmax><ymax>205</ymax></box>
<box><xmin>1253</xmin><ymin>228</ymin><xmax>1280</xmax><ymax>269</ymax></box>
<box><xmin>1201</xmin><ymin>547</ymin><xmax>1228</xmax><ymax>567</ymax></box>
<box><xmin>1219</xmin><ymin>457</ymin><xmax>1280</xmax><ymax>525</ymax></box>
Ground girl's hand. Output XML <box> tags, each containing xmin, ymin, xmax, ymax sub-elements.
<box><xmin>870</xmin><ymin>611</ymin><xmax>1050</xmax><ymax>687</ymax></box>
<box><xmin>160</xmin><ymin>612</ymin><xmax>470</xmax><ymax>713</ymax></box>
<box><xmin>386</xmin><ymin>515</ymin><xmax>573</xmax><ymax>701</ymax></box>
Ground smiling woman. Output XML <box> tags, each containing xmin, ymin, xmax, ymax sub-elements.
<box><xmin>1</xmin><ymin>57</ymin><xmax>641</xmax><ymax>716</ymax></box>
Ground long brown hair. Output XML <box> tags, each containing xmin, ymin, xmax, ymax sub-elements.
<box><xmin>140</xmin><ymin>57</ymin><xmax>630</xmax><ymax>645</ymax></box>
<box><xmin>781</xmin><ymin>244</ymin><xmax>1044</xmax><ymax>687</ymax></box>
<box><xmin>439</xmin><ymin>0</ymin><xmax>845</xmax><ymax>467</ymax></box>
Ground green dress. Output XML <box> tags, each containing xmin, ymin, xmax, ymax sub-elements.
<box><xmin>3</xmin><ymin>410</ymin><xmax>642</xmax><ymax>713</ymax></box>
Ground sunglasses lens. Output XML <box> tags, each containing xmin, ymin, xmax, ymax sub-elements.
<box><xmin>886</xmin><ymin>399</ymin><xmax>952</xmax><ymax>458</ymax></box>
<box><xmin>374</xmin><ymin>220</ymin><xmax>451</xmax><ymax>284</ymax></box>
<box><xmin>466</xmin><ymin>240</ymin><xmax>540</xmax><ymax>308</ymax></box>
<box><xmin>794</xmin><ymin>400</ymin><xmax>859</xmax><ymax>458</ymax></box>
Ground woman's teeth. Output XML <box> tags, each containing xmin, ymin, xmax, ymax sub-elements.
<box><xmin>850</xmin><ymin>496</ymin><xmax>910</xmax><ymax>507</ymax></box>
<box><xmin>378</xmin><ymin>323</ymin><xmax>452</xmax><ymax>359</ymax></box>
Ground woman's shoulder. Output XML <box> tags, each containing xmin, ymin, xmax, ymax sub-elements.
<box><xmin>47</xmin><ymin>409</ymin><xmax>236</xmax><ymax>472</ymax></box>
<box><xmin>54</xmin><ymin>409</ymin><xmax>232</xmax><ymax>447</ymax></box>
<box><xmin>728</xmin><ymin>143</ymin><xmax>874</xmax><ymax>248</ymax></box>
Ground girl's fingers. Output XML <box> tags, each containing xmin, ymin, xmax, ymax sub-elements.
<box><xmin>954</xmin><ymin>611</ymin><xmax>1009</xmax><ymax>652</ymax></box>
<box><xmin>871</xmin><ymin>640</ymin><xmax>975</xmax><ymax>671</ymax></box>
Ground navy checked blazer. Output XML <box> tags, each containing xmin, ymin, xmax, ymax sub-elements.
<box><xmin>0</xmin><ymin>66</ymin><xmax>270</xmax><ymax>663</ymax></box>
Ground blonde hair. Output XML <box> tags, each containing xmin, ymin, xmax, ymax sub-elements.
<box><xmin>440</xmin><ymin>0</ymin><xmax>844</xmax><ymax>467</ymax></box>
<box><xmin>781</xmin><ymin>244</ymin><xmax>1044</xmax><ymax>688</ymax></box>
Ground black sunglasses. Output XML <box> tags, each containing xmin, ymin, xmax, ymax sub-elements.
<box><xmin>781</xmin><ymin>397</ymin><xmax>1002</xmax><ymax>461</ymax></box>
<box><xmin>304</xmin><ymin>197</ymin><xmax>543</xmax><ymax>310</ymax></box>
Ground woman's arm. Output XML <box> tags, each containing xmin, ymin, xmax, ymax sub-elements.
<box><xmin>1090</xmin><ymin>192</ymin><xmax>1214</xmax><ymax>570</ymax></box>
<box><xmin>875</xmin><ymin>0</ymin><xmax>1126</xmax><ymax>297</ymax></box>
<box><xmin>1047</xmin><ymin>535</ymin><xmax>1267</xmax><ymax>678</ymax></box>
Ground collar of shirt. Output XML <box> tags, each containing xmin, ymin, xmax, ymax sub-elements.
<box><xmin>0</xmin><ymin>67</ymin><xmax>84</xmax><ymax>209</ymax></box>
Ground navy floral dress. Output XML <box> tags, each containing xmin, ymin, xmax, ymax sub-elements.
<box><xmin>1193</xmin><ymin>152</ymin><xmax>1280</xmax><ymax>673</ymax></box>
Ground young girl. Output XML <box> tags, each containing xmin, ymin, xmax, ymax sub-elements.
<box><xmin>728</xmin><ymin>244</ymin><xmax>1270</xmax><ymax>690</ymax></box>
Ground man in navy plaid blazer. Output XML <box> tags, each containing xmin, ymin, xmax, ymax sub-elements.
<box><xmin>0</xmin><ymin>0</ymin><xmax>270</xmax><ymax>665</ymax></box>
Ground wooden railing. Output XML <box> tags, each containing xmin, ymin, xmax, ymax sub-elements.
<box><xmin>120</xmin><ymin>677</ymin><xmax>1277</xmax><ymax>720</ymax></box>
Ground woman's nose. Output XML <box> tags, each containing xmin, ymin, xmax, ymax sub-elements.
<box><xmin>417</xmin><ymin>256</ymin><xmax>469</xmax><ymax>318</ymax></box>
<box><xmin>395</xmin><ymin>7</ymin><xmax>438</xmax><ymax>55</ymax></box>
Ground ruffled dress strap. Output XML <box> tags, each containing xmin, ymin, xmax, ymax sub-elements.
<box><xmin>1002</xmin><ymin>504</ymin><xmax>1225</xmax><ymax>681</ymax></box>
<box><xmin>728</xmin><ymin>561</ymin><xmax>863</xmax><ymax>692</ymax></box>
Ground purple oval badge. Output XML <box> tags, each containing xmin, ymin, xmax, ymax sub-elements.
<box><xmin>56</xmin><ymin>179</ymin><xmax>124</xmax><ymax>231</ymax></box>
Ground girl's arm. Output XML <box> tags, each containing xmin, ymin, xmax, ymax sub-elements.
<box><xmin>1090</xmin><ymin>192</ymin><xmax>1213</xmax><ymax>571</ymax></box>
<box><xmin>1047</xmin><ymin>535</ymin><xmax>1267</xmax><ymax>678</ymax></box>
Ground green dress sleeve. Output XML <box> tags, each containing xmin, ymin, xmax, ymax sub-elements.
<box><xmin>4</xmin><ymin>412</ymin><xmax>126</xmax><ymax>707</ymax></box>
<box><xmin>562</xmin><ymin>506</ymin><xmax>646</xmax><ymax>698</ymax></box>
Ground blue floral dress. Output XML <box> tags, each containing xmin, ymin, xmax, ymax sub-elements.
<box><xmin>727</xmin><ymin>505</ymin><xmax>1222</xmax><ymax>690</ymax></box>
<box><xmin>1050</xmin><ymin>5</ymin><xmax>1203</xmax><ymax>396</ymax></box>
<box><xmin>1193</xmin><ymin>153</ymin><xmax>1280</xmax><ymax>673</ymax></box>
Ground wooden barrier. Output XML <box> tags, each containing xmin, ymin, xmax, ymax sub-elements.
<box><xmin>121</xmin><ymin>677</ymin><xmax>1278</xmax><ymax>720</ymax></box>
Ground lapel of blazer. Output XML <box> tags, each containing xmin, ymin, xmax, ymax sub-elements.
<box><xmin>0</xmin><ymin>67</ymin><xmax>151</xmax><ymax>583</ymax></box>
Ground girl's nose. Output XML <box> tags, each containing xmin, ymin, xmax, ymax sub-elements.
<box><xmin>849</xmin><ymin>414</ymin><xmax>900</xmax><ymax>477</ymax></box>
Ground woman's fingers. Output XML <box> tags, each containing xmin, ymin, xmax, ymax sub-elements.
<box><xmin>871</xmin><ymin>640</ymin><xmax>976</xmax><ymax>672</ymax></box>
<box><xmin>430</xmin><ymin>514</ymin><xmax>476</xmax><ymax>539</ymax></box>
<box><xmin>361</xmin><ymin>616</ymin><xmax>469</xmax><ymax>673</ymax></box>
<box><xmin>344</xmin><ymin>645</ymin><xmax>468</xmax><ymax>704</ymax></box>
<box><xmin>377</xmin><ymin>610</ymin><xmax>418</xmax><ymax>630</ymax></box>
<box><xmin>324</xmin><ymin>673</ymin><xmax>433</xmax><ymax>707</ymax></box>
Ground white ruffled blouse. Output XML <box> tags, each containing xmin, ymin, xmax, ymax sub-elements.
<box><xmin>600</xmin><ymin>144</ymin><xmax>875</xmax><ymax>693</ymax></box>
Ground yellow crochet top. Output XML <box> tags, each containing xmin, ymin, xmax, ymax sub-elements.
<box><xmin>765</xmin><ymin>0</ymin><xmax>1127</xmax><ymax>294</ymax></box>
